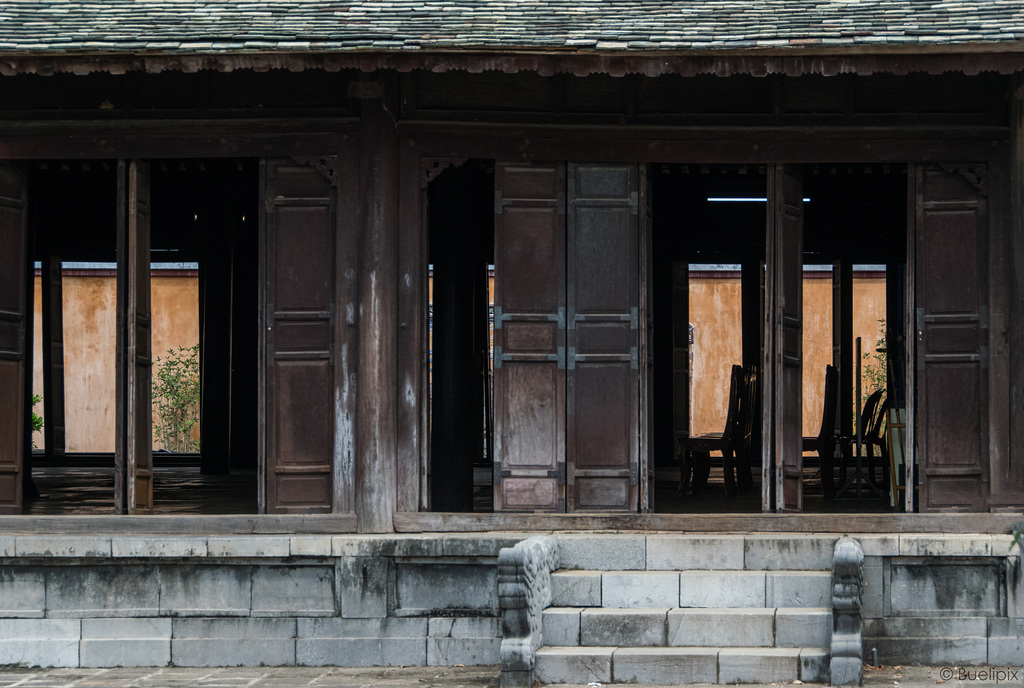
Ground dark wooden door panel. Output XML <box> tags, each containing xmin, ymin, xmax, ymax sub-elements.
<box><xmin>493</xmin><ymin>162</ymin><xmax>566</xmax><ymax>512</ymax></box>
<box><xmin>566</xmin><ymin>163</ymin><xmax>639</xmax><ymax>512</ymax></box>
<box><xmin>0</xmin><ymin>162</ymin><xmax>26</xmax><ymax>514</ymax></box>
<box><xmin>769</xmin><ymin>164</ymin><xmax>804</xmax><ymax>512</ymax></box>
<box><xmin>115</xmin><ymin>160</ymin><xmax>153</xmax><ymax>514</ymax></box>
<box><xmin>262</xmin><ymin>158</ymin><xmax>337</xmax><ymax>514</ymax></box>
<box><xmin>916</xmin><ymin>164</ymin><xmax>988</xmax><ymax>511</ymax></box>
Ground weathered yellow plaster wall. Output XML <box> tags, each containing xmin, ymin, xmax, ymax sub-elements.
<box><xmin>32</xmin><ymin>273</ymin><xmax>199</xmax><ymax>452</ymax></box>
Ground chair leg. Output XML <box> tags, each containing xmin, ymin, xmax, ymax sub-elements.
<box><xmin>819</xmin><ymin>445</ymin><xmax>834</xmax><ymax>498</ymax></box>
<box><xmin>693</xmin><ymin>451</ymin><xmax>711</xmax><ymax>489</ymax></box>
<box><xmin>679</xmin><ymin>448</ymin><xmax>692</xmax><ymax>494</ymax></box>
<box><xmin>723</xmin><ymin>450</ymin><xmax>736</xmax><ymax>497</ymax></box>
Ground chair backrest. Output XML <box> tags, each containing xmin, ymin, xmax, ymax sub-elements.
<box><xmin>723</xmin><ymin>364</ymin><xmax>744</xmax><ymax>440</ymax></box>
<box><xmin>867</xmin><ymin>395</ymin><xmax>889</xmax><ymax>444</ymax></box>
<box><xmin>738</xmin><ymin>364</ymin><xmax>760</xmax><ymax>457</ymax></box>
<box><xmin>815</xmin><ymin>365</ymin><xmax>839</xmax><ymax>442</ymax></box>
<box><xmin>858</xmin><ymin>388</ymin><xmax>885</xmax><ymax>439</ymax></box>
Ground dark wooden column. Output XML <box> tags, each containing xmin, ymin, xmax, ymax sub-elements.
<box><xmin>41</xmin><ymin>256</ymin><xmax>66</xmax><ymax>460</ymax></box>
<box><xmin>833</xmin><ymin>260</ymin><xmax>853</xmax><ymax>441</ymax></box>
<box><xmin>1004</xmin><ymin>77</ymin><xmax>1024</xmax><ymax>507</ymax></box>
<box><xmin>200</xmin><ymin>218</ymin><xmax>232</xmax><ymax>475</ymax></box>
<box><xmin>352</xmin><ymin>75</ymin><xmax>399</xmax><ymax>532</ymax></box>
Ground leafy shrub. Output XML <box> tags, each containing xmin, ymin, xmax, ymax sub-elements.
<box><xmin>152</xmin><ymin>345</ymin><xmax>201</xmax><ymax>453</ymax></box>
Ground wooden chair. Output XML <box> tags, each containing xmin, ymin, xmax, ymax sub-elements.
<box><xmin>734</xmin><ymin>364</ymin><xmax>760</xmax><ymax>493</ymax></box>
<box><xmin>864</xmin><ymin>394</ymin><xmax>890</xmax><ymax>491</ymax></box>
<box><xmin>802</xmin><ymin>365</ymin><xmax>839</xmax><ymax>497</ymax></box>
<box><xmin>677</xmin><ymin>364</ymin><xmax>743</xmax><ymax>496</ymax></box>
<box><xmin>838</xmin><ymin>388</ymin><xmax>884</xmax><ymax>487</ymax></box>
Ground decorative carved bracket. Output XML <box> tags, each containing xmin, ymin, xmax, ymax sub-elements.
<box><xmin>831</xmin><ymin>537</ymin><xmax>865</xmax><ymax>686</ymax></box>
<box><xmin>291</xmin><ymin>156</ymin><xmax>338</xmax><ymax>187</ymax></box>
<box><xmin>939</xmin><ymin>163</ymin><xmax>988</xmax><ymax>197</ymax></box>
<box><xmin>422</xmin><ymin>157</ymin><xmax>468</xmax><ymax>188</ymax></box>
<box><xmin>498</xmin><ymin>536</ymin><xmax>559</xmax><ymax>688</ymax></box>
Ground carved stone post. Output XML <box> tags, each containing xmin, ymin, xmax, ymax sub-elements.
<box><xmin>498</xmin><ymin>536</ymin><xmax>559</xmax><ymax>688</ymax></box>
<box><xmin>831</xmin><ymin>537</ymin><xmax>865</xmax><ymax>686</ymax></box>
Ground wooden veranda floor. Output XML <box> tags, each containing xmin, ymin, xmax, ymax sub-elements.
<box><xmin>25</xmin><ymin>462</ymin><xmax>894</xmax><ymax>515</ymax></box>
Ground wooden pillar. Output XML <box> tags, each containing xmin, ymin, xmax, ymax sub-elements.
<box><xmin>200</xmin><ymin>219</ymin><xmax>232</xmax><ymax>475</ymax></box>
<box><xmin>41</xmin><ymin>255</ymin><xmax>65</xmax><ymax>460</ymax></box>
<box><xmin>741</xmin><ymin>260</ymin><xmax>762</xmax><ymax>372</ymax></box>
<box><xmin>833</xmin><ymin>260</ymin><xmax>854</xmax><ymax>440</ymax></box>
<box><xmin>351</xmin><ymin>74</ymin><xmax>399</xmax><ymax>532</ymax></box>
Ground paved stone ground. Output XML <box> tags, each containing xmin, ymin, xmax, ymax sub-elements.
<box><xmin>0</xmin><ymin>665</ymin><xmax>1018</xmax><ymax>688</ymax></box>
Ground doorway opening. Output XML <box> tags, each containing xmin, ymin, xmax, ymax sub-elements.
<box><xmin>651</xmin><ymin>163</ymin><xmax>909</xmax><ymax>513</ymax></box>
<box><xmin>25</xmin><ymin>158</ymin><xmax>259</xmax><ymax>514</ymax></box>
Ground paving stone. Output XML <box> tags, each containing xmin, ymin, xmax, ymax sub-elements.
<box><xmin>889</xmin><ymin>560</ymin><xmax>1000</xmax><ymax>615</ymax></box>
<box><xmin>775</xmin><ymin>607</ymin><xmax>831</xmax><ymax>648</ymax></box>
<box><xmin>551</xmin><ymin>571</ymin><xmax>602</xmax><ymax>607</ymax></box>
<box><xmin>718</xmin><ymin>647</ymin><xmax>801</xmax><ymax>683</ymax></box>
<box><xmin>668</xmin><ymin>608</ymin><xmax>774</xmax><ymax>647</ymax></box>
<box><xmin>16</xmin><ymin>536</ymin><xmax>111</xmax><ymax>558</ymax></box>
<box><xmin>0</xmin><ymin>568</ymin><xmax>45</xmax><ymax>617</ymax></box>
<box><xmin>298</xmin><ymin>617</ymin><xmax>428</xmax><ymax>640</ymax></box>
<box><xmin>647</xmin><ymin>534</ymin><xmax>745</xmax><ymax>570</ymax></box>
<box><xmin>81</xmin><ymin>618</ymin><xmax>171</xmax><ymax>667</ymax></box>
<box><xmin>298</xmin><ymin>637</ymin><xmax>426</xmax><ymax>666</ymax></box>
<box><xmin>580</xmin><ymin>608</ymin><xmax>668</xmax><ymax>647</ymax></box>
<box><xmin>0</xmin><ymin>619</ymin><xmax>80</xmax><ymax>668</ymax></box>
<box><xmin>171</xmin><ymin>618</ymin><xmax>296</xmax><ymax>667</ymax></box>
<box><xmin>394</xmin><ymin>562</ymin><xmax>496</xmax><ymax>613</ymax></box>
<box><xmin>900</xmin><ymin>535</ymin><xmax>991</xmax><ymax>557</ymax></box>
<box><xmin>251</xmin><ymin>566</ymin><xmax>334</xmax><ymax>617</ymax></box>
<box><xmin>855</xmin><ymin>535</ymin><xmax>899</xmax><ymax>556</ymax></box>
<box><xmin>870</xmin><ymin>636</ymin><xmax>987</xmax><ymax>665</ymax></box>
<box><xmin>534</xmin><ymin>647</ymin><xmax>613</xmax><ymax>685</ymax></box>
<box><xmin>289</xmin><ymin>536</ymin><xmax>332</xmax><ymax>557</ymax></box>
<box><xmin>612</xmin><ymin>647</ymin><xmax>718</xmax><ymax>684</ymax></box>
<box><xmin>441</xmin><ymin>534</ymin><xmax>528</xmax><ymax>557</ymax></box>
<box><xmin>332</xmin><ymin>535</ymin><xmax>442</xmax><ymax>558</ymax></box>
<box><xmin>47</xmin><ymin>565</ymin><xmax>159</xmax><ymax>618</ymax></box>
<box><xmin>799</xmin><ymin>647</ymin><xmax>830</xmax><ymax>682</ymax></box>
<box><xmin>337</xmin><ymin>556</ymin><xmax>388</xmax><ymax>618</ymax></box>
<box><xmin>553</xmin><ymin>534</ymin><xmax>645</xmax><ymax>571</ymax></box>
<box><xmin>602</xmin><ymin>571</ymin><xmax>678</xmax><ymax>608</ymax></box>
<box><xmin>679</xmin><ymin>571</ymin><xmax>766</xmax><ymax>608</ymax></box>
<box><xmin>427</xmin><ymin>637</ymin><xmax>500</xmax><ymax>666</ymax></box>
<box><xmin>207</xmin><ymin>536</ymin><xmax>290</xmax><ymax>558</ymax></box>
<box><xmin>766</xmin><ymin>571</ymin><xmax>830</xmax><ymax>607</ymax></box>
<box><xmin>159</xmin><ymin>564</ymin><xmax>251</xmax><ymax>616</ymax></box>
<box><xmin>542</xmin><ymin>608</ymin><xmax>581</xmax><ymax>646</ymax></box>
<box><xmin>111</xmin><ymin>537</ymin><xmax>207</xmax><ymax>558</ymax></box>
<box><xmin>744</xmin><ymin>534</ymin><xmax>838</xmax><ymax>571</ymax></box>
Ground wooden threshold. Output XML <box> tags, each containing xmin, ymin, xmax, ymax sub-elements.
<box><xmin>0</xmin><ymin>514</ymin><xmax>357</xmax><ymax>535</ymax></box>
<box><xmin>394</xmin><ymin>511</ymin><xmax>1023</xmax><ymax>534</ymax></box>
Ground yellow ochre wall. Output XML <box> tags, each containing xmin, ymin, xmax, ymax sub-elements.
<box><xmin>31</xmin><ymin>272</ymin><xmax>199</xmax><ymax>452</ymax></box>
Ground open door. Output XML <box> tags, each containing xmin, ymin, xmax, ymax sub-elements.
<box><xmin>115</xmin><ymin>160</ymin><xmax>154</xmax><ymax>514</ymax></box>
<box><xmin>492</xmin><ymin>162</ymin><xmax>566</xmax><ymax>512</ymax></box>
<box><xmin>915</xmin><ymin>164</ymin><xmax>988</xmax><ymax>511</ymax></box>
<box><xmin>0</xmin><ymin>162</ymin><xmax>27</xmax><ymax>514</ymax></box>
<box><xmin>767</xmin><ymin>164</ymin><xmax>804</xmax><ymax>512</ymax></box>
<box><xmin>566</xmin><ymin>163</ymin><xmax>640</xmax><ymax>511</ymax></box>
<box><xmin>260</xmin><ymin>158</ymin><xmax>337</xmax><ymax>514</ymax></box>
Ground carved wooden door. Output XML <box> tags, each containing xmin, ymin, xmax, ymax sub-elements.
<box><xmin>0</xmin><ymin>162</ymin><xmax>27</xmax><ymax>514</ymax></box>
<box><xmin>767</xmin><ymin>164</ymin><xmax>804</xmax><ymax>512</ymax></box>
<box><xmin>492</xmin><ymin>162</ymin><xmax>567</xmax><ymax>511</ymax></box>
<box><xmin>115</xmin><ymin>160</ymin><xmax>154</xmax><ymax>514</ymax></box>
<box><xmin>261</xmin><ymin>158</ymin><xmax>337</xmax><ymax>513</ymax></box>
<box><xmin>566</xmin><ymin>163</ymin><xmax>640</xmax><ymax>511</ymax></box>
<box><xmin>915</xmin><ymin>164</ymin><xmax>988</xmax><ymax>511</ymax></box>
<box><xmin>493</xmin><ymin>162</ymin><xmax>642</xmax><ymax>512</ymax></box>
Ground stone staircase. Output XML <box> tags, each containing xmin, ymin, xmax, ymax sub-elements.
<box><xmin>535</xmin><ymin>563</ymin><xmax>834</xmax><ymax>684</ymax></box>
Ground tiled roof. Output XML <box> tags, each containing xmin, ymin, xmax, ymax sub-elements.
<box><xmin>1</xmin><ymin>0</ymin><xmax>1024</xmax><ymax>55</ymax></box>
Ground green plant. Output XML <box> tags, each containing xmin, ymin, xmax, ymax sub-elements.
<box><xmin>31</xmin><ymin>394</ymin><xmax>43</xmax><ymax>449</ymax></box>
<box><xmin>861</xmin><ymin>319</ymin><xmax>888</xmax><ymax>395</ymax></box>
<box><xmin>152</xmin><ymin>344</ymin><xmax>201</xmax><ymax>453</ymax></box>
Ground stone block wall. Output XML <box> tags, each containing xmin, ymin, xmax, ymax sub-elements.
<box><xmin>0</xmin><ymin>534</ymin><xmax>523</xmax><ymax>668</ymax></box>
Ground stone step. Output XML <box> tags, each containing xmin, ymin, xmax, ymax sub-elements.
<box><xmin>551</xmin><ymin>569</ymin><xmax>832</xmax><ymax>608</ymax></box>
<box><xmin>543</xmin><ymin>607</ymin><xmax>831</xmax><ymax>649</ymax></box>
<box><xmin>535</xmin><ymin>645</ymin><xmax>830</xmax><ymax>685</ymax></box>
